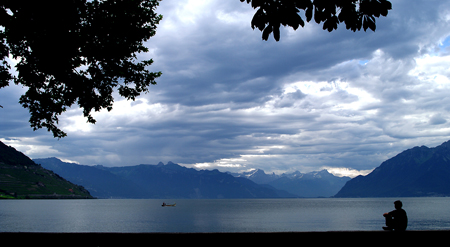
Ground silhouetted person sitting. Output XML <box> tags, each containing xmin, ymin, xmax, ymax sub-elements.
<box><xmin>383</xmin><ymin>200</ymin><xmax>407</xmax><ymax>231</ymax></box>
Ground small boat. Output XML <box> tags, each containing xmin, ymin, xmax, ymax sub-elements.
<box><xmin>162</xmin><ymin>203</ymin><xmax>176</xmax><ymax>207</ymax></box>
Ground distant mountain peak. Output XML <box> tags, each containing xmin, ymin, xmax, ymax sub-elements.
<box><xmin>313</xmin><ymin>169</ymin><xmax>333</xmax><ymax>178</ymax></box>
<box><xmin>249</xmin><ymin>169</ymin><xmax>266</xmax><ymax>176</ymax></box>
<box><xmin>438</xmin><ymin>140</ymin><xmax>450</xmax><ymax>147</ymax></box>
<box><xmin>284</xmin><ymin>171</ymin><xmax>304</xmax><ymax>178</ymax></box>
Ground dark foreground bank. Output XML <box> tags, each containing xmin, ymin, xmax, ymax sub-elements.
<box><xmin>1</xmin><ymin>231</ymin><xmax>448</xmax><ymax>246</ymax></box>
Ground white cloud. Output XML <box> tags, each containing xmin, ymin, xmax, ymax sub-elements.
<box><xmin>323</xmin><ymin>167</ymin><xmax>374</xmax><ymax>178</ymax></box>
<box><xmin>0</xmin><ymin>137</ymin><xmax>63</xmax><ymax>158</ymax></box>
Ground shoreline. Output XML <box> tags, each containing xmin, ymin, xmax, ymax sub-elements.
<box><xmin>1</xmin><ymin>231</ymin><xmax>447</xmax><ymax>245</ymax></box>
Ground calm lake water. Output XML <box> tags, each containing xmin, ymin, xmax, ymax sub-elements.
<box><xmin>1</xmin><ymin>197</ymin><xmax>450</xmax><ymax>232</ymax></box>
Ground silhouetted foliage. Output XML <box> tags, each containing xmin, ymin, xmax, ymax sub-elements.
<box><xmin>0</xmin><ymin>0</ymin><xmax>162</xmax><ymax>138</ymax></box>
<box><xmin>241</xmin><ymin>0</ymin><xmax>392</xmax><ymax>41</ymax></box>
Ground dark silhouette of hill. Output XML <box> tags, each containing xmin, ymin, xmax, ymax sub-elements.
<box><xmin>0</xmin><ymin>141</ymin><xmax>93</xmax><ymax>199</ymax></box>
<box><xmin>34</xmin><ymin>158</ymin><xmax>295</xmax><ymax>199</ymax></box>
<box><xmin>335</xmin><ymin>140</ymin><xmax>450</xmax><ymax>197</ymax></box>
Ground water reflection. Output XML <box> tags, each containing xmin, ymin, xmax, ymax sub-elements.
<box><xmin>0</xmin><ymin>198</ymin><xmax>449</xmax><ymax>232</ymax></box>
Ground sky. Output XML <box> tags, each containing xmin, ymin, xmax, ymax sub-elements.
<box><xmin>1</xmin><ymin>0</ymin><xmax>450</xmax><ymax>177</ymax></box>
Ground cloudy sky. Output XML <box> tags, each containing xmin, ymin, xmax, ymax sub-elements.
<box><xmin>2</xmin><ymin>0</ymin><xmax>450</xmax><ymax>177</ymax></box>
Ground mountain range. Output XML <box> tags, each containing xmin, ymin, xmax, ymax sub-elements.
<box><xmin>230</xmin><ymin>169</ymin><xmax>351</xmax><ymax>198</ymax></box>
<box><xmin>335</xmin><ymin>140</ymin><xmax>450</xmax><ymax>197</ymax></box>
<box><xmin>5</xmin><ymin>138</ymin><xmax>450</xmax><ymax>199</ymax></box>
<box><xmin>34</xmin><ymin>157</ymin><xmax>351</xmax><ymax>199</ymax></box>
<box><xmin>34</xmin><ymin>158</ymin><xmax>299</xmax><ymax>199</ymax></box>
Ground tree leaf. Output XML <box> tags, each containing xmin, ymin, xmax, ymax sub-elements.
<box><xmin>262</xmin><ymin>25</ymin><xmax>272</xmax><ymax>41</ymax></box>
<box><xmin>273</xmin><ymin>24</ymin><xmax>280</xmax><ymax>41</ymax></box>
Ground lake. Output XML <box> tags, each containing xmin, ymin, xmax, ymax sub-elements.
<box><xmin>1</xmin><ymin>197</ymin><xmax>450</xmax><ymax>232</ymax></box>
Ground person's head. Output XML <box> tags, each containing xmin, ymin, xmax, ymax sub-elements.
<box><xmin>394</xmin><ymin>200</ymin><xmax>403</xmax><ymax>209</ymax></box>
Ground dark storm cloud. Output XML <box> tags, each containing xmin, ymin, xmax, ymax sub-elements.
<box><xmin>2</xmin><ymin>0</ymin><xmax>450</xmax><ymax>177</ymax></box>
